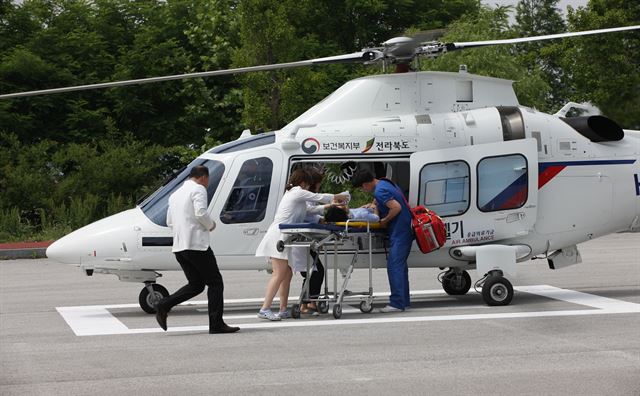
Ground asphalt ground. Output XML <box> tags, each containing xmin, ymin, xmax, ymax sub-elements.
<box><xmin>1</xmin><ymin>233</ymin><xmax>639</xmax><ymax>395</ymax></box>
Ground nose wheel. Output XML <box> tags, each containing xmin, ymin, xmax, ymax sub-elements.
<box><xmin>139</xmin><ymin>283</ymin><xmax>169</xmax><ymax>313</ymax></box>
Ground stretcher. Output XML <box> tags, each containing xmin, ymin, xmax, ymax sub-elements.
<box><xmin>278</xmin><ymin>220</ymin><xmax>386</xmax><ymax>319</ymax></box>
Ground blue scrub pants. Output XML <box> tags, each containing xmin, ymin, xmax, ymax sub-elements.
<box><xmin>387</xmin><ymin>236</ymin><xmax>413</xmax><ymax>309</ymax></box>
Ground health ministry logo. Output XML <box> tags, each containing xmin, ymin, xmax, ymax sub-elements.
<box><xmin>302</xmin><ymin>137</ymin><xmax>320</xmax><ymax>154</ymax></box>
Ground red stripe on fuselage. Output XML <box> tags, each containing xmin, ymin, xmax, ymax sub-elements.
<box><xmin>500</xmin><ymin>188</ymin><xmax>528</xmax><ymax>209</ymax></box>
<box><xmin>538</xmin><ymin>165</ymin><xmax>565</xmax><ymax>189</ymax></box>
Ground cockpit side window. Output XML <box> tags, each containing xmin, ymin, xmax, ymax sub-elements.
<box><xmin>219</xmin><ymin>157</ymin><xmax>273</xmax><ymax>224</ymax></box>
<box><xmin>140</xmin><ymin>159</ymin><xmax>225</xmax><ymax>227</ymax></box>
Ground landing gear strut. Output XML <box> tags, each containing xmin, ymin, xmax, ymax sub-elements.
<box><xmin>138</xmin><ymin>282</ymin><xmax>169</xmax><ymax>313</ymax></box>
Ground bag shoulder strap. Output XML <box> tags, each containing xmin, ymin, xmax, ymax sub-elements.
<box><xmin>379</xmin><ymin>178</ymin><xmax>413</xmax><ymax>215</ymax></box>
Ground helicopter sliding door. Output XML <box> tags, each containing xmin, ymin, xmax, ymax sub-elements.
<box><xmin>409</xmin><ymin>138</ymin><xmax>538</xmax><ymax>246</ymax></box>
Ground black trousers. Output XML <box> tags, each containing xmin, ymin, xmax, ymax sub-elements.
<box><xmin>157</xmin><ymin>248</ymin><xmax>225</xmax><ymax>330</ymax></box>
<box><xmin>300</xmin><ymin>250</ymin><xmax>324</xmax><ymax>299</ymax></box>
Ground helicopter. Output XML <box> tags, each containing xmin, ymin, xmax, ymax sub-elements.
<box><xmin>4</xmin><ymin>25</ymin><xmax>639</xmax><ymax>314</ymax></box>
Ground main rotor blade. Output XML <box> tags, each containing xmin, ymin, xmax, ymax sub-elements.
<box><xmin>0</xmin><ymin>51</ymin><xmax>378</xmax><ymax>99</ymax></box>
<box><xmin>448</xmin><ymin>25</ymin><xmax>640</xmax><ymax>51</ymax></box>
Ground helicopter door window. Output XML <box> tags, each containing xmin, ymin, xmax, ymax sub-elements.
<box><xmin>419</xmin><ymin>161</ymin><xmax>470</xmax><ymax>217</ymax></box>
<box><xmin>477</xmin><ymin>154</ymin><xmax>528</xmax><ymax>212</ymax></box>
<box><xmin>140</xmin><ymin>159</ymin><xmax>225</xmax><ymax>227</ymax></box>
<box><xmin>220</xmin><ymin>157</ymin><xmax>273</xmax><ymax>224</ymax></box>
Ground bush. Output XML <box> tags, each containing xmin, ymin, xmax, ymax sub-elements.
<box><xmin>0</xmin><ymin>207</ymin><xmax>31</xmax><ymax>241</ymax></box>
<box><xmin>0</xmin><ymin>130</ymin><xmax>178</xmax><ymax>242</ymax></box>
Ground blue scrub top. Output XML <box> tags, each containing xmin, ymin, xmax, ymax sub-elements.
<box><xmin>374</xmin><ymin>179</ymin><xmax>413</xmax><ymax>240</ymax></box>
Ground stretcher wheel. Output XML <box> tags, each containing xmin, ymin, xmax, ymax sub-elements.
<box><xmin>317</xmin><ymin>300</ymin><xmax>329</xmax><ymax>314</ymax></box>
<box><xmin>291</xmin><ymin>304</ymin><xmax>301</xmax><ymax>319</ymax></box>
<box><xmin>332</xmin><ymin>304</ymin><xmax>342</xmax><ymax>319</ymax></box>
<box><xmin>359</xmin><ymin>300</ymin><xmax>373</xmax><ymax>313</ymax></box>
<box><xmin>276</xmin><ymin>240</ymin><xmax>285</xmax><ymax>252</ymax></box>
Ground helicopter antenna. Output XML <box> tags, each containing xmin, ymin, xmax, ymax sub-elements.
<box><xmin>1</xmin><ymin>25</ymin><xmax>638</xmax><ymax>99</ymax></box>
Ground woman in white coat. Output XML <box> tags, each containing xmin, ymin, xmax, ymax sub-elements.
<box><xmin>256</xmin><ymin>168</ymin><xmax>346</xmax><ymax>321</ymax></box>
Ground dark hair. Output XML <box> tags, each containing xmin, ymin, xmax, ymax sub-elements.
<box><xmin>351</xmin><ymin>168</ymin><xmax>375</xmax><ymax>188</ymax></box>
<box><xmin>308</xmin><ymin>168</ymin><xmax>324</xmax><ymax>193</ymax></box>
<box><xmin>286</xmin><ymin>169</ymin><xmax>313</xmax><ymax>191</ymax></box>
<box><xmin>324</xmin><ymin>205</ymin><xmax>349</xmax><ymax>222</ymax></box>
<box><xmin>189</xmin><ymin>165</ymin><xmax>209</xmax><ymax>179</ymax></box>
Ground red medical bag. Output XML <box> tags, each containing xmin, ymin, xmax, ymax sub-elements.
<box><xmin>410</xmin><ymin>205</ymin><xmax>447</xmax><ymax>254</ymax></box>
<box><xmin>380</xmin><ymin>178</ymin><xmax>447</xmax><ymax>254</ymax></box>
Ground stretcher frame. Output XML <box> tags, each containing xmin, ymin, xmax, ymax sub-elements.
<box><xmin>279</xmin><ymin>220</ymin><xmax>383</xmax><ymax>319</ymax></box>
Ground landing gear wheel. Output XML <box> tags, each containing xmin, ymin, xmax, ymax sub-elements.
<box><xmin>138</xmin><ymin>283</ymin><xmax>169</xmax><ymax>314</ymax></box>
<box><xmin>442</xmin><ymin>270</ymin><xmax>472</xmax><ymax>295</ymax></box>
<box><xmin>291</xmin><ymin>304</ymin><xmax>301</xmax><ymax>319</ymax></box>
<box><xmin>359</xmin><ymin>300</ymin><xmax>374</xmax><ymax>313</ymax></box>
<box><xmin>333</xmin><ymin>304</ymin><xmax>343</xmax><ymax>319</ymax></box>
<box><xmin>481</xmin><ymin>276</ymin><xmax>514</xmax><ymax>306</ymax></box>
<box><xmin>317</xmin><ymin>300</ymin><xmax>329</xmax><ymax>314</ymax></box>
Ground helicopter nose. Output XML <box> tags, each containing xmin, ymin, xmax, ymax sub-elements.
<box><xmin>45</xmin><ymin>208</ymin><xmax>146</xmax><ymax>264</ymax></box>
<box><xmin>46</xmin><ymin>236</ymin><xmax>82</xmax><ymax>264</ymax></box>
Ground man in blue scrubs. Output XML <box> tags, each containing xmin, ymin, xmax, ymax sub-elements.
<box><xmin>351</xmin><ymin>169</ymin><xmax>414</xmax><ymax>312</ymax></box>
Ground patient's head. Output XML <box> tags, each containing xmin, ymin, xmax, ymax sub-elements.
<box><xmin>324</xmin><ymin>205</ymin><xmax>349</xmax><ymax>222</ymax></box>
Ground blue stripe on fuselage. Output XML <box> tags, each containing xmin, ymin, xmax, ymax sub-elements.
<box><xmin>539</xmin><ymin>159</ymin><xmax>636</xmax><ymax>173</ymax></box>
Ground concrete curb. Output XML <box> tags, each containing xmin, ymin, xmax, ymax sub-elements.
<box><xmin>0</xmin><ymin>241</ymin><xmax>52</xmax><ymax>260</ymax></box>
<box><xmin>0</xmin><ymin>248</ymin><xmax>48</xmax><ymax>260</ymax></box>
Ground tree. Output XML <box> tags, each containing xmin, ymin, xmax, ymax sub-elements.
<box><xmin>514</xmin><ymin>0</ymin><xmax>565</xmax><ymax>37</ymax></box>
<box><xmin>558</xmin><ymin>0</ymin><xmax>640</xmax><ymax>128</ymax></box>
<box><xmin>0</xmin><ymin>0</ymin><xmax>245</xmax><ymax>241</ymax></box>
<box><xmin>103</xmin><ymin>0</ymin><xmax>242</xmax><ymax>145</ymax></box>
<box><xmin>514</xmin><ymin>0</ymin><xmax>567</xmax><ymax>110</ymax></box>
<box><xmin>233</xmin><ymin>0</ymin><xmax>482</xmax><ymax>132</ymax></box>
<box><xmin>2</xmin><ymin>0</ymin><xmax>492</xmax><ymax>241</ymax></box>
<box><xmin>0</xmin><ymin>0</ymin><xmax>243</xmax><ymax>146</ymax></box>
<box><xmin>424</xmin><ymin>6</ymin><xmax>551</xmax><ymax>111</ymax></box>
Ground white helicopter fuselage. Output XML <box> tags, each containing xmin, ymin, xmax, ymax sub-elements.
<box><xmin>46</xmin><ymin>71</ymin><xmax>640</xmax><ymax>287</ymax></box>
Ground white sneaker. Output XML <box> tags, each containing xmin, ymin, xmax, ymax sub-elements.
<box><xmin>257</xmin><ymin>309</ymin><xmax>281</xmax><ymax>321</ymax></box>
<box><xmin>379</xmin><ymin>305</ymin><xmax>404</xmax><ymax>313</ymax></box>
<box><xmin>277</xmin><ymin>310</ymin><xmax>291</xmax><ymax>319</ymax></box>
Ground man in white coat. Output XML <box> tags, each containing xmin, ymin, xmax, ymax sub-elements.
<box><xmin>155</xmin><ymin>165</ymin><xmax>239</xmax><ymax>334</ymax></box>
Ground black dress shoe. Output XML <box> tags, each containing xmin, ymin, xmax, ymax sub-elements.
<box><xmin>155</xmin><ymin>306</ymin><xmax>168</xmax><ymax>331</ymax></box>
<box><xmin>209</xmin><ymin>324</ymin><xmax>240</xmax><ymax>334</ymax></box>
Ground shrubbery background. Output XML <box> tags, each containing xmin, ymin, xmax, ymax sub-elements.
<box><xmin>1</xmin><ymin>0</ymin><xmax>637</xmax><ymax>241</ymax></box>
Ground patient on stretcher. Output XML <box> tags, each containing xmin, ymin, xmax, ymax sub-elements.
<box><xmin>324</xmin><ymin>204</ymin><xmax>380</xmax><ymax>223</ymax></box>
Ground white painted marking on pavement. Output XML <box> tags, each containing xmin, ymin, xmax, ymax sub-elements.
<box><xmin>56</xmin><ymin>306</ymin><xmax>130</xmax><ymax>336</ymax></box>
<box><xmin>56</xmin><ymin>285</ymin><xmax>640</xmax><ymax>336</ymax></box>
<box><xmin>515</xmin><ymin>285</ymin><xmax>640</xmax><ymax>311</ymax></box>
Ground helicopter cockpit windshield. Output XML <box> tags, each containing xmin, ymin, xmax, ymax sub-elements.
<box><xmin>139</xmin><ymin>159</ymin><xmax>225</xmax><ymax>227</ymax></box>
<box><xmin>139</xmin><ymin>132</ymin><xmax>277</xmax><ymax>227</ymax></box>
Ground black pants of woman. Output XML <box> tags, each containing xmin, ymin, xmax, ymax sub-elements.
<box><xmin>300</xmin><ymin>250</ymin><xmax>324</xmax><ymax>298</ymax></box>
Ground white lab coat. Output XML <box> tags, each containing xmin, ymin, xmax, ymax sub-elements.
<box><xmin>166</xmin><ymin>179</ymin><xmax>215</xmax><ymax>253</ymax></box>
<box><xmin>255</xmin><ymin>186</ymin><xmax>333</xmax><ymax>261</ymax></box>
